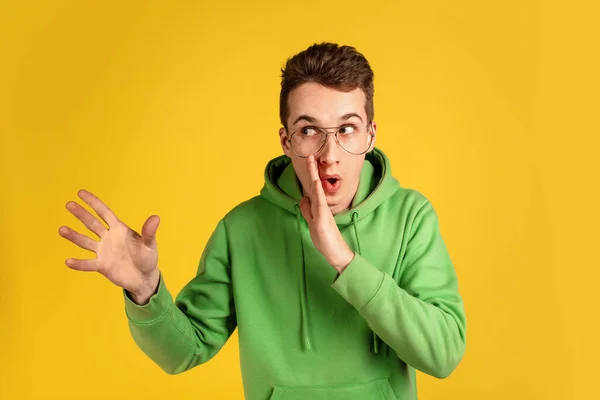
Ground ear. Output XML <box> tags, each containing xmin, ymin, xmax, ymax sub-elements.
<box><xmin>367</xmin><ymin>121</ymin><xmax>377</xmax><ymax>152</ymax></box>
<box><xmin>279</xmin><ymin>127</ymin><xmax>293</xmax><ymax>157</ymax></box>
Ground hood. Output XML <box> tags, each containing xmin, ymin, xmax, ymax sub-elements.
<box><xmin>259</xmin><ymin>147</ymin><xmax>400</xmax><ymax>353</ymax></box>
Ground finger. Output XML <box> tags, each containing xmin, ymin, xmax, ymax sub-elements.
<box><xmin>306</xmin><ymin>155</ymin><xmax>320</xmax><ymax>202</ymax></box>
<box><xmin>65</xmin><ymin>258</ymin><xmax>99</xmax><ymax>272</ymax></box>
<box><xmin>77</xmin><ymin>189</ymin><xmax>119</xmax><ymax>227</ymax></box>
<box><xmin>58</xmin><ymin>226</ymin><xmax>98</xmax><ymax>252</ymax></box>
<box><xmin>299</xmin><ymin>196</ymin><xmax>313</xmax><ymax>221</ymax></box>
<box><xmin>65</xmin><ymin>201</ymin><xmax>107</xmax><ymax>238</ymax></box>
<box><xmin>141</xmin><ymin>215</ymin><xmax>160</xmax><ymax>247</ymax></box>
<box><xmin>307</xmin><ymin>156</ymin><xmax>328</xmax><ymax>211</ymax></box>
<box><xmin>311</xmin><ymin>177</ymin><xmax>328</xmax><ymax>210</ymax></box>
<box><xmin>306</xmin><ymin>155</ymin><xmax>320</xmax><ymax>192</ymax></box>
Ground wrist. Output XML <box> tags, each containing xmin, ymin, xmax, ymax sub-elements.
<box><xmin>130</xmin><ymin>270</ymin><xmax>160</xmax><ymax>305</ymax></box>
<box><xmin>329</xmin><ymin>246</ymin><xmax>355</xmax><ymax>274</ymax></box>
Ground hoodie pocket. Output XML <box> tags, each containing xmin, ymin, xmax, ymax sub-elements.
<box><xmin>269</xmin><ymin>377</ymin><xmax>398</xmax><ymax>400</ymax></box>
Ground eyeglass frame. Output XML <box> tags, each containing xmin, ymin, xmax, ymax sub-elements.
<box><xmin>284</xmin><ymin>122</ymin><xmax>376</xmax><ymax>158</ymax></box>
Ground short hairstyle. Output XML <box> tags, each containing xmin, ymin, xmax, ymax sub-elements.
<box><xmin>279</xmin><ymin>42</ymin><xmax>374</xmax><ymax>128</ymax></box>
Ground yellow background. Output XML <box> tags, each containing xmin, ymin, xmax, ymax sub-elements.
<box><xmin>1</xmin><ymin>0</ymin><xmax>599</xmax><ymax>399</ymax></box>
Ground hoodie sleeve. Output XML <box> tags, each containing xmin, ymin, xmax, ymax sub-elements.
<box><xmin>123</xmin><ymin>219</ymin><xmax>236</xmax><ymax>375</ymax></box>
<box><xmin>331</xmin><ymin>200</ymin><xmax>466</xmax><ymax>379</ymax></box>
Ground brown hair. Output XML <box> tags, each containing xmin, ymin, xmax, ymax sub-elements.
<box><xmin>279</xmin><ymin>42</ymin><xmax>374</xmax><ymax>128</ymax></box>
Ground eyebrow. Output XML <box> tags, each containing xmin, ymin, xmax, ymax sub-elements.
<box><xmin>292</xmin><ymin>112</ymin><xmax>363</xmax><ymax>126</ymax></box>
<box><xmin>339</xmin><ymin>113</ymin><xmax>363</xmax><ymax>123</ymax></box>
<box><xmin>292</xmin><ymin>115</ymin><xmax>316</xmax><ymax>125</ymax></box>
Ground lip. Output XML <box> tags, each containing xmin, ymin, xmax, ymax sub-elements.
<box><xmin>320</xmin><ymin>175</ymin><xmax>342</xmax><ymax>195</ymax></box>
<box><xmin>319</xmin><ymin>174</ymin><xmax>342</xmax><ymax>181</ymax></box>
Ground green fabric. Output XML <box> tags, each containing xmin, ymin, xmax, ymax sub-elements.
<box><xmin>123</xmin><ymin>147</ymin><xmax>467</xmax><ymax>400</ymax></box>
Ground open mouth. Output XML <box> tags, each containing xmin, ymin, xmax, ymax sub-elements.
<box><xmin>320</xmin><ymin>175</ymin><xmax>342</xmax><ymax>194</ymax></box>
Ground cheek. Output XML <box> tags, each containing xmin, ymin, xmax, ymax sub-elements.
<box><xmin>344</xmin><ymin>161</ymin><xmax>365</xmax><ymax>187</ymax></box>
<box><xmin>291</xmin><ymin>159</ymin><xmax>309</xmax><ymax>185</ymax></box>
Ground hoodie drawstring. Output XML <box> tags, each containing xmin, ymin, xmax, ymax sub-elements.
<box><xmin>294</xmin><ymin>204</ymin><xmax>312</xmax><ymax>351</ymax></box>
<box><xmin>351</xmin><ymin>212</ymin><xmax>380</xmax><ymax>354</ymax></box>
<box><xmin>292</xmin><ymin>206</ymin><xmax>379</xmax><ymax>354</ymax></box>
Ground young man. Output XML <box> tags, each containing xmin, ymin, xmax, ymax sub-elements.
<box><xmin>59</xmin><ymin>43</ymin><xmax>466</xmax><ymax>399</ymax></box>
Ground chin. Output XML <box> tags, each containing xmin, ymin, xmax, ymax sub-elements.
<box><xmin>324</xmin><ymin>192</ymin><xmax>340</xmax><ymax>202</ymax></box>
<box><xmin>325</xmin><ymin>193</ymin><xmax>345</xmax><ymax>208</ymax></box>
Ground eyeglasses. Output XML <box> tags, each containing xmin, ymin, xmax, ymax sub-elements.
<box><xmin>285</xmin><ymin>123</ymin><xmax>375</xmax><ymax>158</ymax></box>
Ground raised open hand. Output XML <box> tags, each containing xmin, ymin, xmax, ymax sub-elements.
<box><xmin>58</xmin><ymin>189</ymin><xmax>160</xmax><ymax>302</ymax></box>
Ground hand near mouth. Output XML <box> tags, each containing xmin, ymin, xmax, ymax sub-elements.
<box><xmin>299</xmin><ymin>155</ymin><xmax>355</xmax><ymax>273</ymax></box>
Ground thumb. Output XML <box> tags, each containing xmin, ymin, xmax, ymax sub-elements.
<box><xmin>141</xmin><ymin>215</ymin><xmax>160</xmax><ymax>247</ymax></box>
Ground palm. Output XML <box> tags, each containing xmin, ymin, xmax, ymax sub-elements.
<box><xmin>96</xmin><ymin>221</ymin><xmax>158</xmax><ymax>290</ymax></box>
<box><xmin>58</xmin><ymin>189</ymin><xmax>160</xmax><ymax>294</ymax></box>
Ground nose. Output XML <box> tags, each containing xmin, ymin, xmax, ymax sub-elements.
<box><xmin>317</xmin><ymin>132</ymin><xmax>341</xmax><ymax>166</ymax></box>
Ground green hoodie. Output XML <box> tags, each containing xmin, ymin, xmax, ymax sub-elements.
<box><xmin>123</xmin><ymin>148</ymin><xmax>466</xmax><ymax>400</ymax></box>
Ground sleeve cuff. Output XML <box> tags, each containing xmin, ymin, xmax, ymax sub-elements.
<box><xmin>331</xmin><ymin>253</ymin><xmax>386</xmax><ymax>311</ymax></box>
<box><xmin>123</xmin><ymin>272</ymin><xmax>173</xmax><ymax>323</ymax></box>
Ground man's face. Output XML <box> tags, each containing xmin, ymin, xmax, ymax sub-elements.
<box><xmin>279</xmin><ymin>82</ymin><xmax>376</xmax><ymax>215</ymax></box>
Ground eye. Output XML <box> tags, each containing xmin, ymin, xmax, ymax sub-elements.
<box><xmin>338</xmin><ymin>125</ymin><xmax>356</xmax><ymax>135</ymax></box>
<box><xmin>300</xmin><ymin>127</ymin><xmax>318</xmax><ymax>137</ymax></box>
